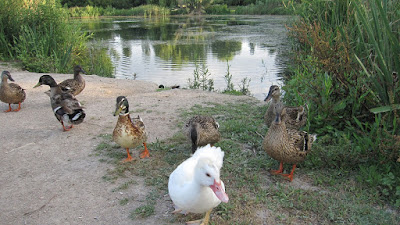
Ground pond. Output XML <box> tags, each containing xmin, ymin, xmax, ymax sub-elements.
<box><xmin>80</xmin><ymin>15</ymin><xmax>292</xmax><ymax>100</ymax></box>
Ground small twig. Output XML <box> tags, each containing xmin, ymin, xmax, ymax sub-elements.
<box><xmin>24</xmin><ymin>195</ymin><xmax>57</xmax><ymax>216</ymax></box>
<box><xmin>6</xmin><ymin>142</ymin><xmax>35</xmax><ymax>154</ymax></box>
<box><xmin>255</xmin><ymin>131</ymin><xmax>265</xmax><ymax>139</ymax></box>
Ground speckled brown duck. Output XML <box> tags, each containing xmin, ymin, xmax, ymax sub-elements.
<box><xmin>0</xmin><ymin>71</ymin><xmax>26</xmax><ymax>112</ymax></box>
<box><xmin>58</xmin><ymin>65</ymin><xmax>86</xmax><ymax>96</ymax></box>
<box><xmin>263</xmin><ymin>102</ymin><xmax>317</xmax><ymax>181</ymax></box>
<box><xmin>34</xmin><ymin>75</ymin><xmax>85</xmax><ymax>131</ymax></box>
<box><xmin>113</xmin><ymin>96</ymin><xmax>149</xmax><ymax>162</ymax></box>
<box><xmin>183</xmin><ymin>115</ymin><xmax>221</xmax><ymax>153</ymax></box>
<box><xmin>264</xmin><ymin>85</ymin><xmax>308</xmax><ymax>129</ymax></box>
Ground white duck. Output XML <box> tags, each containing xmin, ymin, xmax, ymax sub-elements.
<box><xmin>168</xmin><ymin>144</ymin><xmax>229</xmax><ymax>225</ymax></box>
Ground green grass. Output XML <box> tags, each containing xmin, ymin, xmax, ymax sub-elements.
<box><xmin>94</xmin><ymin>101</ymin><xmax>400</xmax><ymax>224</ymax></box>
<box><xmin>120</xmin><ymin>198</ymin><xmax>129</xmax><ymax>206</ymax></box>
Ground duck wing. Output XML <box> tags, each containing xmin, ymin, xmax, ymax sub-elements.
<box><xmin>8</xmin><ymin>83</ymin><xmax>26</xmax><ymax>101</ymax></box>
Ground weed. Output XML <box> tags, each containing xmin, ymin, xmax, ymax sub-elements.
<box><xmin>188</xmin><ymin>63</ymin><xmax>214</xmax><ymax>91</ymax></box>
<box><xmin>130</xmin><ymin>205</ymin><xmax>155</xmax><ymax>218</ymax></box>
<box><xmin>95</xmin><ymin>101</ymin><xmax>400</xmax><ymax>223</ymax></box>
<box><xmin>224</xmin><ymin>62</ymin><xmax>235</xmax><ymax>92</ymax></box>
<box><xmin>120</xmin><ymin>198</ymin><xmax>129</xmax><ymax>206</ymax></box>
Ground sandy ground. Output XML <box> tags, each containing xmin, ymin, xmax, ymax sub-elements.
<box><xmin>0</xmin><ymin>65</ymin><xmax>255</xmax><ymax>225</ymax></box>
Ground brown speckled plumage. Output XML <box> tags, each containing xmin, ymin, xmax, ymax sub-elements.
<box><xmin>183</xmin><ymin>115</ymin><xmax>221</xmax><ymax>153</ymax></box>
<box><xmin>34</xmin><ymin>75</ymin><xmax>85</xmax><ymax>131</ymax></box>
<box><xmin>113</xmin><ymin>114</ymin><xmax>147</xmax><ymax>149</ymax></box>
<box><xmin>263</xmin><ymin>102</ymin><xmax>316</xmax><ymax>181</ymax></box>
<box><xmin>0</xmin><ymin>71</ymin><xmax>26</xmax><ymax>112</ymax></box>
<box><xmin>113</xmin><ymin>96</ymin><xmax>148</xmax><ymax>161</ymax></box>
<box><xmin>264</xmin><ymin>85</ymin><xmax>307</xmax><ymax>129</ymax></box>
<box><xmin>58</xmin><ymin>65</ymin><xmax>86</xmax><ymax>96</ymax></box>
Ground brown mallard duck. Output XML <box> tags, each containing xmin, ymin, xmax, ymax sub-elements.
<box><xmin>58</xmin><ymin>65</ymin><xmax>86</xmax><ymax>96</ymax></box>
<box><xmin>264</xmin><ymin>85</ymin><xmax>307</xmax><ymax>129</ymax></box>
<box><xmin>113</xmin><ymin>96</ymin><xmax>149</xmax><ymax>162</ymax></box>
<box><xmin>0</xmin><ymin>71</ymin><xmax>26</xmax><ymax>112</ymax></box>
<box><xmin>34</xmin><ymin>75</ymin><xmax>86</xmax><ymax>131</ymax></box>
<box><xmin>183</xmin><ymin>115</ymin><xmax>221</xmax><ymax>153</ymax></box>
<box><xmin>263</xmin><ymin>102</ymin><xmax>317</xmax><ymax>181</ymax></box>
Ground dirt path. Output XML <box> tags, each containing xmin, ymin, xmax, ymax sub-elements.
<box><xmin>0</xmin><ymin>65</ymin><xmax>255</xmax><ymax>224</ymax></box>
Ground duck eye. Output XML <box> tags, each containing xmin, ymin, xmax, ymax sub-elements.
<box><xmin>206</xmin><ymin>173</ymin><xmax>211</xmax><ymax>177</ymax></box>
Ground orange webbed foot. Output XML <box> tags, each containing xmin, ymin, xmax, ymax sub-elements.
<box><xmin>281</xmin><ymin>173</ymin><xmax>294</xmax><ymax>182</ymax></box>
<box><xmin>123</xmin><ymin>155</ymin><xmax>134</xmax><ymax>162</ymax></box>
<box><xmin>123</xmin><ymin>148</ymin><xmax>134</xmax><ymax>162</ymax></box>
<box><xmin>13</xmin><ymin>103</ymin><xmax>22</xmax><ymax>112</ymax></box>
<box><xmin>270</xmin><ymin>162</ymin><xmax>284</xmax><ymax>175</ymax></box>
<box><xmin>139</xmin><ymin>143</ymin><xmax>150</xmax><ymax>159</ymax></box>
<box><xmin>281</xmin><ymin>164</ymin><xmax>296</xmax><ymax>182</ymax></box>
<box><xmin>62</xmin><ymin>124</ymin><xmax>73</xmax><ymax>132</ymax></box>
<box><xmin>4</xmin><ymin>104</ymin><xmax>12</xmax><ymax>112</ymax></box>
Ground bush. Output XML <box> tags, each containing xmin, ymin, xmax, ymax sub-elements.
<box><xmin>234</xmin><ymin>0</ymin><xmax>289</xmax><ymax>15</ymax></box>
<box><xmin>68</xmin><ymin>5</ymin><xmax>170</xmax><ymax>17</ymax></box>
<box><xmin>285</xmin><ymin>0</ymin><xmax>400</xmax><ymax>207</ymax></box>
<box><xmin>0</xmin><ymin>0</ymin><xmax>113</xmax><ymax>77</ymax></box>
<box><xmin>205</xmin><ymin>4</ymin><xmax>231</xmax><ymax>15</ymax></box>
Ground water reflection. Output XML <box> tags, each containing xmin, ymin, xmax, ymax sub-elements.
<box><xmin>81</xmin><ymin>15</ymin><xmax>291</xmax><ymax>100</ymax></box>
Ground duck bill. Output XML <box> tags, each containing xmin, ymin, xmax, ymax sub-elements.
<box><xmin>210</xmin><ymin>179</ymin><xmax>229</xmax><ymax>203</ymax></box>
<box><xmin>33</xmin><ymin>82</ymin><xmax>41</xmax><ymax>88</ymax></box>
<box><xmin>7</xmin><ymin>74</ymin><xmax>15</xmax><ymax>82</ymax></box>
<box><xmin>264</xmin><ymin>92</ymin><xmax>272</xmax><ymax>102</ymax></box>
<box><xmin>114</xmin><ymin>106</ymin><xmax>123</xmax><ymax>116</ymax></box>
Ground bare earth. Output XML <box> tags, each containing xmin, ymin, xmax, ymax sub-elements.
<box><xmin>0</xmin><ymin>65</ymin><xmax>256</xmax><ymax>224</ymax></box>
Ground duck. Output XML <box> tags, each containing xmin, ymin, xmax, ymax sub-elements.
<box><xmin>113</xmin><ymin>96</ymin><xmax>149</xmax><ymax>162</ymax></box>
<box><xmin>34</xmin><ymin>75</ymin><xmax>86</xmax><ymax>131</ymax></box>
<box><xmin>168</xmin><ymin>144</ymin><xmax>229</xmax><ymax>225</ymax></box>
<box><xmin>183</xmin><ymin>115</ymin><xmax>221</xmax><ymax>153</ymax></box>
<box><xmin>263</xmin><ymin>102</ymin><xmax>317</xmax><ymax>181</ymax></box>
<box><xmin>264</xmin><ymin>85</ymin><xmax>307</xmax><ymax>129</ymax></box>
<box><xmin>0</xmin><ymin>71</ymin><xmax>26</xmax><ymax>112</ymax></box>
<box><xmin>58</xmin><ymin>65</ymin><xmax>86</xmax><ymax>96</ymax></box>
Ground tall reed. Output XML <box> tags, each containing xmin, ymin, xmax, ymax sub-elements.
<box><xmin>354</xmin><ymin>0</ymin><xmax>400</xmax><ymax>115</ymax></box>
<box><xmin>285</xmin><ymin>0</ymin><xmax>400</xmax><ymax>207</ymax></box>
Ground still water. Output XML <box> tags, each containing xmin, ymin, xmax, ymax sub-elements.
<box><xmin>81</xmin><ymin>15</ymin><xmax>291</xmax><ymax>100</ymax></box>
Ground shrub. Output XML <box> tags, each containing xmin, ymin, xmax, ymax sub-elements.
<box><xmin>0</xmin><ymin>0</ymin><xmax>113</xmax><ymax>77</ymax></box>
<box><xmin>286</xmin><ymin>0</ymin><xmax>400</xmax><ymax>207</ymax></box>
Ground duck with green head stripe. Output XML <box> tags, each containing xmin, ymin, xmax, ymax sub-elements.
<box><xmin>34</xmin><ymin>75</ymin><xmax>85</xmax><ymax>131</ymax></box>
<box><xmin>113</xmin><ymin>96</ymin><xmax>149</xmax><ymax>162</ymax></box>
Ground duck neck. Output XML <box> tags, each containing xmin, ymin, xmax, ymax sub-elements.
<box><xmin>1</xmin><ymin>76</ymin><xmax>7</xmax><ymax>85</ymax></box>
<box><xmin>117</xmin><ymin>113</ymin><xmax>132</xmax><ymax>126</ymax></box>
<box><xmin>272</xmin><ymin>95</ymin><xmax>280</xmax><ymax>103</ymax></box>
<box><xmin>74</xmin><ymin>71</ymin><xmax>83</xmax><ymax>81</ymax></box>
<box><xmin>50</xmin><ymin>85</ymin><xmax>63</xmax><ymax>96</ymax></box>
<box><xmin>187</xmin><ymin>179</ymin><xmax>208</xmax><ymax>201</ymax></box>
<box><xmin>271</xmin><ymin>115</ymin><xmax>288</xmax><ymax>138</ymax></box>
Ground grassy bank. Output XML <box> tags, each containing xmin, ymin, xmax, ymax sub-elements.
<box><xmin>284</xmin><ymin>0</ymin><xmax>400</xmax><ymax>207</ymax></box>
<box><xmin>0</xmin><ymin>0</ymin><xmax>113</xmax><ymax>77</ymax></box>
<box><xmin>94</xmin><ymin>100</ymin><xmax>399</xmax><ymax>224</ymax></box>
<box><xmin>67</xmin><ymin>4</ymin><xmax>170</xmax><ymax>17</ymax></box>
<box><xmin>65</xmin><ymin>1</ymin><xmax>290</xmax><ymax>17</ymax></box>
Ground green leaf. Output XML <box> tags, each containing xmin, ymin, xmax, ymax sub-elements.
<box><xmin>369</xmin><ymin>104</ymin><xmax>400</xmax><ymax>114</ymax></box>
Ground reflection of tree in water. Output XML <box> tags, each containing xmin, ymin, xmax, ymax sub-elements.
<box><xmin>122</xmin><ymin>47</ymin><xmax>131</xmax><ymax>58</ymax></box>
<box><xmin>142</xmin><ymin>41</ymin><xmax>151</xmax><ymax>56</ymax></box>
<box><xmin>211</xmin><ymin>40</ymin><xmax>242</xmax><ymax>61</ymax></box>
<box><xmin>152</xmin><ymin>43</ymin><xmax>207</xmax><ymax>69</ymax></box>
<box><xmin>249</xmin><ymin>42</ymin><xmax>255</xmax><ymax>55</ymax></box>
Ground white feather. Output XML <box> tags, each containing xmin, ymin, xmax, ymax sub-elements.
<box><xmin>168</xmin><ymin>144</ymin><xmax>226</xmax><ymax>214</ymax></box>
